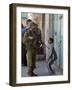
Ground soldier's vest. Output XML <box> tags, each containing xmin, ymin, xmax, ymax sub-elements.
<box><xmin>27</xmin><ymin>29</ymin><xmax>41</xmax><ymax>49</ymax></box>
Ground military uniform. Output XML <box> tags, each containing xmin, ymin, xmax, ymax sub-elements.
<box><xmin>23</xmin><ymin>27</ymin><xmax>42</xmax><ymax>76</ymax></box>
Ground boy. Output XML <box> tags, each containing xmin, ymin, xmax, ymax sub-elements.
<box><xmin>46</xmin><ymin>38</ymin><xmax>57</xmax><ymax>74</ymax></box>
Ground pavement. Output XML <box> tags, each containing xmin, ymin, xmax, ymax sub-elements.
<box><xmin>21</xmin><ymin>60</ymin><xmax>63</xmax><ymax>77</ymax></box>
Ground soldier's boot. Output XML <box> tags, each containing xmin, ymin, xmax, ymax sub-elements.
<box><xmin>32</xmin><ymin>73</ymin><xmax>37</xmax><ymax>76</ymax></box>
<box><xmin>28</xmin><ymin>67</ymin><xmax>37</xmax><ymax>76</ymax></box>
<box><xmin>32</xmin><ymin>67</ymin><xmax>37</xmax><ymax>76</ymax></box>
<box><xmin>28</xmin><ymin>67</ymin><xmax>33</xmax><ymax>76</ymax></box>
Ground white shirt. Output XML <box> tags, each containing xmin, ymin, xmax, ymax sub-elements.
<box><xmin>47</xmin><ymin>43</ymin><xmax>53</xmax><ymax>59</ymax></box>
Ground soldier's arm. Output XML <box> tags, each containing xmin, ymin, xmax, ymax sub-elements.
<box><xmin>23</xmin><ymin>32</ymin><xmax>29</xmax><ymax>44</ymax></box>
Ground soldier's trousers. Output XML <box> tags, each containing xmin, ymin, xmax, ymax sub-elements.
<box><xmin>26</xmin><ymin>48</ymin><xmax>36</xmax><ymax>74</ymax></box>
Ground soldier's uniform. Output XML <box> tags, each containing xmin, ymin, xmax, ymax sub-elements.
<box><xmin>23</xmin><ymin>24</ymin><xmax>42</xmax><ymax>76</ymax></box>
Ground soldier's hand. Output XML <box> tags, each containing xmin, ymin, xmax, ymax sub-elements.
<box><xmin>40</xmin><ymin>44</ymin><xmax>43</xmax><ymax>47</ymax></box>
<box><xmin>28</xmin><ymin>36</ymin><xmax>33</xmax><ymax>39</ymax></box>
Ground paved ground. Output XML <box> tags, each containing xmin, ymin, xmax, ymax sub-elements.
<box><xmin>21</xmin><ymin>60</ymin><xmax>63</xmax><ymax>77</ymax></box>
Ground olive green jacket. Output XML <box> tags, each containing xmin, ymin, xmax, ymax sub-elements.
<box><xmin>23</xmin><ymin>29</ymin><xmax>42</xmax><ymax>50</ymax></box>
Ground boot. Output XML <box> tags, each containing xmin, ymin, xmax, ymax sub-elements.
<box><xmin>28</xmin><ymin>67</ymin><xmax>37</xmax><ymax>76</ymax></box>
<box><xmin>28</xmin><ymin>67</ymin><xmax>33</xmax><ymax>76</ymax></box>
<box><xmin>32</xmin><ymin>73</ymin><xmax>37</xmax><ymax>76</ymax></box>
<box><xmin>31</xmin><ymin>67</ymin><xmax>37</xmax><ymax>76</ymax></box>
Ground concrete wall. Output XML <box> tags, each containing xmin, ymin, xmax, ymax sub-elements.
<box><xmin>44</xmin><ymin>14</ymin><xmax>63</xmax><ymax>69</ymax></box>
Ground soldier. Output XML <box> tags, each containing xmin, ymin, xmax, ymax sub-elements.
<box><xmin>22</xmin><ymin>19</ymin><xmax>32</xmax><ymax>66</ymax></box>
<box><xmin>23</xmin><ymin>22</ymin><xmax>42</xmax><ymax>76</ymax></box>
